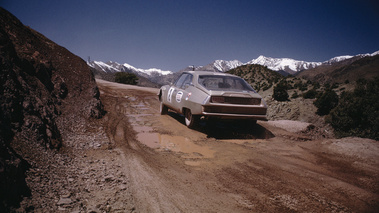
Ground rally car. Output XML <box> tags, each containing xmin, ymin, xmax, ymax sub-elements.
<box><xmin>158</xmin><ymin>71</ymin><xmax>267</xmax><ymax>128</ymax></box>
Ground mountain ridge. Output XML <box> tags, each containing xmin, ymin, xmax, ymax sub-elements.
<box><xmin>296</xmin><ymin>54</ymin><xmax>379</xmax><ymax>83</ymax></box>
<box><xmin>89</xmin><ymin>50</ymin><xmax>379</xmax><ymax>77</ymax></box>
<box><xmin>88</xmin><ymin>60</ymin><xmax>173</xmax><ymax>77</ymax></box>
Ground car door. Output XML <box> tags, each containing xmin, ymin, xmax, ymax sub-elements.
<box><xmin>166</xmin><ymin>73</ymin><xmax>193</xmax><ymax>112</ymax></box>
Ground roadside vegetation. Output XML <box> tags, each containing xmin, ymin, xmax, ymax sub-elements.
<box><xmin>115</xmin><ymin>72</ymin><xmax>139</xmax><ymax>85</ymax></box>
<box><xmin>272</xmin><ymin>80</ymin><xmax>289</xmax><ymax>101</ymax></box>
<box><xmin>326</xmin><ymin>78</ymin><xmax>379</xmax><ymax>140</ymax></box>
<box><xmin>228</xmin><ymin>64</ymin><xmax>379</xmax><ymax>140</ymax></box>
<box><xmin>228</xmin><ymin>64</ymin><xmax>282</xmax><ymax>92</ymax></box>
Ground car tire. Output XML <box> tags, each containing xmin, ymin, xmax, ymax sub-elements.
<box><xmin>160</xmin><ymin>102</ymin><xmax>168</xmax><ymax>115</ymax></box>
<box><xmin>184</xmin><ymin>109</ymin><xmax>198</xmax><ymax>128</ymax></box>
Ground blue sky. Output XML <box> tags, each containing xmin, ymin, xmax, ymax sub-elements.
<box><xmin>2</xmin><ymin>0</ymin><xmax>379</xmax><ymax>71</ymax></box>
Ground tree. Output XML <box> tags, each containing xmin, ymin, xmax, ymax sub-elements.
<box><xmin>313</xmin><ymin>89</ymin><xmax>338</xmax><ymax>115</ymax></box>
<box><xmin>303</xmin><ymin>89</ymin><xmax>318</xmax><ymax>99</ymax></box>
<box><xmin>294</xmin><ymin>81</ymin><xmax>308</xmax><ymax>91</ymax></box>
<box><xmin>273</xmin><ymin>81</ymin><xmax>289</xmax><ymax>101</ymax></box>
<box><xmin>115</xmin><ymin>72</ymin><xmax>138</xmax><ymax>85</ymax></box>
<box><xmin>326</xmin><ymin>78</ymin><xmax>379</xmax><ymax>140</ymax></box>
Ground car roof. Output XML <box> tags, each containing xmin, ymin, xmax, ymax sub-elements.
<box><xmin>184</xmin><ymin>71</ymin><xmax>237</xmax><ymax>78</ymax></box>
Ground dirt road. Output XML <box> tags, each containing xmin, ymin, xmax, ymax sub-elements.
<box><xmin>97</xmin><ymin>79</ymin><xmax>379</xmax><ymax>212</ymax></box>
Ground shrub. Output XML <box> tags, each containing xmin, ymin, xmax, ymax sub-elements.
<box><xmin>313</xmin><ymin>89</ymin><xmax>338</xmax><ymax>115</ymax></box>
<box><xmin>303</xmin><ymin>89</ymin><xmax>318</xmax><ymax>99</ymax></box>
<box><xmin>312</xmin><ymin>82</ymin><xmax>320</xmax><ymax>90</ymax></box>
<box><xmin>326</xmin><ymin>78</ymin><xmax>379</xmax><ymax>140</ymax></box>
<box><xmin>331</xmin><ymin>83</ymin><xmax>339</xmax><ymax>89</ymax></box>
<box><xmin>294</xmin><ymin>81</ymin><xmax>308</xmax><ymax>91</ymax></box>
<box><xmin>262</xmin><ymin>82</ymin><xmax>272</xmax><ymax>91</ymax></box>
<box><xmin>291</xmin><ymin>91</ymin><xmax>299</xmax><ymax>99</ymax></box>
<box><xmin>115</xmin><ymin>72</ymin><xmax>138</xmax><ymax>85</ymax></box>
<box><xmin>273</xmin><ymin>81</ymin><xmax>289</xmax><ymax>101</ymax></box>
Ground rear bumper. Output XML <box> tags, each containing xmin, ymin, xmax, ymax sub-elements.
<box><xmin>201</xmin><ymin>104</ymin><xmax>268</xmax><ymax>121</ymax></box>
<box><xmin>202</xmin><ymin>112</ymin><xmax>268</xmax><ymax>120</ymax></box>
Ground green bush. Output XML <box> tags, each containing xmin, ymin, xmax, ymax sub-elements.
<box><xmin>115</xmin><ymin>72</ymin><xmax>138</xmax><ymax>85</ymax></box>
<box><xmin>294</xmin><ymin>81</ymin><xmax>308</xmax><ymax>91</ymax></box>
<box><xmin>262</xmin><ymin>82</ymin><xmax>272</xmax><ymax>91</ymax></box>
<box><xmin>273</xmin><ymin>81</ymin><xmax>289</xmax><ymax>101</ymax></box>
<box><xmin>326</xmin><ymin>78</ymin><xmax>379</xmax><ymax>140</ymax></box>
<box><xmin>303</xmin><ymin>89</ymin><xmax>318</xmax><ymax>99</ymax></box>
<box><xmin>313</xmin><ymin>89</ymin><xmax>338</xmax><ymax>115</ymax></box>
<box><xmin>312</xmin><ymin>82</ymin><xmax>320</xmax><ymax>90</ymax></box>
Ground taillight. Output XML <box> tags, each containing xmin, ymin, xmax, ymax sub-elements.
<box><xmin>211</xmin><ymin>96</ymin><xmax>225</xmax><ymax>103</ymax></box>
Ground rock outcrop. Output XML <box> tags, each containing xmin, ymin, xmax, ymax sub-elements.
<box><xmin>0</xmin><ymin>7</ymin><xmax>104</xmax><ymax>210</ymax></box>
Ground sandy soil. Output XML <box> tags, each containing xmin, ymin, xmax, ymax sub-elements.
<box><xmin>17</xmin><ymin>79</ymin><xmax>378</xmax><ymax>212</ymax></box>
<box><xmin>93</xmin><ymin>79</ymin><xmax>379</xmax><ymax>212</ymax></box>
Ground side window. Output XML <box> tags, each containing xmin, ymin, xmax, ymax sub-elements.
<box><xmin>174</xmin><ymin>74</ymin><xmax>188</xmax><ymax>88</ymax></box>
<box><xmin>181</xmin><ymin>74</ymin><xmax>193</xmax><ymax>89</ymax></box>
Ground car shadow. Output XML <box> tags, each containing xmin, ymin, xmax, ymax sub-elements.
<box><xmin>167</xmin><ymin>112</ymin><xmax>275</xmax><ymax>140</ymax></box>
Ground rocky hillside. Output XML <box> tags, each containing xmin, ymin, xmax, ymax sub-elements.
<box><xmin>227</xmin><ymin>64</ymin><xmax>334</xmax><ymax>136</ymax></box>
<box><xmin>227</xmin><ymin>64</ymin><xmax>284</xmax><ymax>92</ymax></box>
<box><xmin>295</xmin><ymin>54</ymin><xmax>379</xmax><ymax>83</ymax></box>
<box><xmin>0</xmin><ymin>7</ymin><xmax>104</xmax><ymax>210</ymax></box>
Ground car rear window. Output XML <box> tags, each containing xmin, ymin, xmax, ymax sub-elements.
<box><xmin>198</xmin><ymin>75</ymin><xmax>256</xmax><ymax>92</ymax></box>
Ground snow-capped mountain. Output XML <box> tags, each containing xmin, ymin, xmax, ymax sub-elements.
<box><xmin>191</xmin><ymin>60</ymin><xmax>243</xmax><ymax>72</ymax></box>
<box><xmin>246</xmin><ymin>51</ymin><xmax>379</xmax><ymax>73</ymax></box>
<box><xmin>211</xmin><ymin>60</ymin><xmax>243</xmax><ymax>72</ymax></box>
<box><xmin>246</xmin><ymin>56</ymin><xmax>321</xmax><ymax>73</ymax></box>
<box><xmin>88</xmin><ymin>61</ymin><xmax>121</xmax><ymax>73</ymax></box>
<box><xmin>323</xmin><ymin>55</ymin><xmax>354</xmax><ymax>64</ymax></box>
<box><xmin>87</xmin><ymin>61</ymin><xmax>173</xmax><ymax>78</ymax></box>
<box><xmin>323</xmin><ymin>51</ymin><xmax>379</xmax><ymax>65</ymax></box>
<box><xmin>88</xmin><ymin>50</ymin><xmax>379</xmax><ymax>81</ymax></box>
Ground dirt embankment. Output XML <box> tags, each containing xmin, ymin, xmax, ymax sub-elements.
<box><xmin>14</xmin><ymin>79</ymin><xmax>379</xmax><ymax>212</ymax></box>
<box><xmin>1</xmin><ymin>8</ymin><xmax>104</xmax><ymax>211</ymax></box>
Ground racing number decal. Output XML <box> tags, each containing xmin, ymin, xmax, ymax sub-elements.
<box><xmin>167</xmin><ymin>87</ymin><xmax>175</xmax><ymax>103</ymax></box>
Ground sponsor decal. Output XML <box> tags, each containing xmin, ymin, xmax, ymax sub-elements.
<box><xmin>176</xmin><ymin>91</ymin><xmax>183</xmax><ymax>103</ymax></box>
<box><xmin>167</xmin><ymin>87</ymin><xmax>175</xmax><ymax>103</ymax></box>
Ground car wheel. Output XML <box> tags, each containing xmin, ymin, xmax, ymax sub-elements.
<box><xmin>160</xmin><ymin>102</ymin><xmax>168</xmax><ymax>115</ymax></box>
<box><xmin>184</xmin><ymin>109</ymin><xmax>198</xmax><ymax>128</ymax></box>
